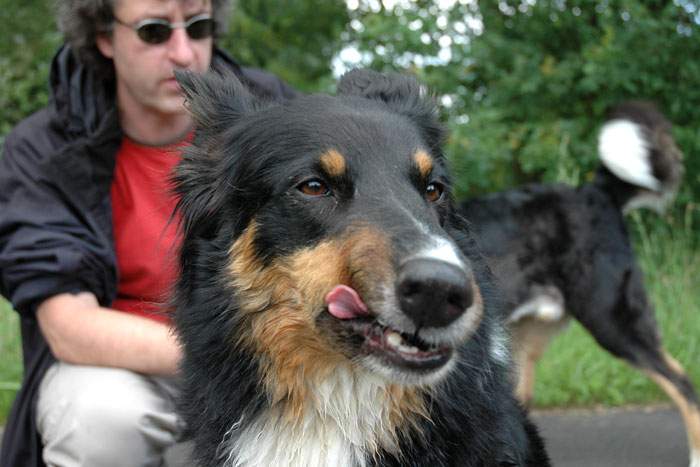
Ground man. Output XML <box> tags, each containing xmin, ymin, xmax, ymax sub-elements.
<box><xmin>0</xmin><ymin>1</ymin><xmax>295</xmax><ymax>466</ymax></box>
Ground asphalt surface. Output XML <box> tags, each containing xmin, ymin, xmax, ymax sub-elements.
<box><xmin>532</xmin><ymin>405</ymin><xmax>689</xmax><ymax>467</ymax></box>
<box><xmin>2</xmin><ymin>405</ymin><xmax>692</xmax><ymax>466</ymax></box>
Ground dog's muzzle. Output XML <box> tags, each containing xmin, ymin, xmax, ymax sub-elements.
<box><xmin>324</xmin><ymin>255</ymin><xmax>479</xmax><ymax>378</ymax></box>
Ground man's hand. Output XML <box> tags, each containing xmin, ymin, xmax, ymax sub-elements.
<box><xmin>36</xmin><ymin>292</ymin><xmax>182</xmax><ymax>375</ymax></box>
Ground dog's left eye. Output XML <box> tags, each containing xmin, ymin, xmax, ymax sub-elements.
<box><xmin>298</xmin><ymin>178</ymin><xmax>330</xmax><ymax>197</ymax></box>
<box><xmin>426</xmin><ymin>182</ymin><xmax>445</xmax><ymax>202</ymax></box>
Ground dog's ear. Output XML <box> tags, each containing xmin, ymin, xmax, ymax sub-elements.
<box><xmin>173</xmin><ymin>71</ymin><xmax>262</xmax><ymax>241</ymax></box>
<box><xmin>175</xmin><ymin>70</ymin><xmax>260</xmax><ymax>133</ymax></box>
<box><xmin>337</xmin><ymin>69</ymin><xmax>445</xmax><ymax>154</ymax></box>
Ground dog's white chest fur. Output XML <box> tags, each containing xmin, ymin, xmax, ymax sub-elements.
<box><xmin>229</xmin><ymin>420</ymin><xmax>363</xmax><ymax>467</ymax></box>
<box><xmin>223</xmin><ymin>369</ymin><xmax>399</xmax><ymax>467</ymax></box>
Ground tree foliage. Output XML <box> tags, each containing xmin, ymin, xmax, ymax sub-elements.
<box><xmin>0</xmin><ymin>0</ymin><xmax>60</xmax><ymax>143</ymax></box>
<box><xmin>346</xmin><ymin>0</ymin><xmax>700</xmax><ymax>203</ymax></box>
<box><xmin>1</xmin><ymin>0</ymin><xmax>699</xmax><ymax>205</ymax></box>
<box><xmin>220</xmin><ymin>0</ymin><xmax>348</xmax><ymax>92</ymax></box>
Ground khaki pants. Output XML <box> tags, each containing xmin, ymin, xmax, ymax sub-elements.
<box><xmin>37</xmin><ymin>362</ymin><xmax>185</xmax><ymax>467</ymax></box>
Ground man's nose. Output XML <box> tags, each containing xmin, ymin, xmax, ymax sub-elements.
<box><xmin>167</xmin><ymin>28</ymin><xmax>196</xmax><ymax>67</ymax></box>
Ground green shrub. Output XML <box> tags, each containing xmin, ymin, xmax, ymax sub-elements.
<box><xmin>0</xmin><ymin>298</ymin><xmax>21</xmax><ymax>423</ymax></box>
<box><xmin>0</xmin><ymin>0</ymin><xmax>60</xmax><ymax>146</ymax></box>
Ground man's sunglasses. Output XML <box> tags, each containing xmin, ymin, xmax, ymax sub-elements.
<box><xmin>113</xmin><ymin>13</ymin><xmax>216</xmax><ymax>45</ymax></box>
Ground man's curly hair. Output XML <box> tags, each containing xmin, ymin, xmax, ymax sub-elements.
<box><xmin>55</xmin><ymin>0</ymin><xmax>232</xmax><ymax>78</ymax></box>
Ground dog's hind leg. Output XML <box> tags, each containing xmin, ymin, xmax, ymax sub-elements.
<box><xmin>508</xmin><ymin>287</ymin><xmax>569</xmax><ymax>406</ymax></box>
<box><xmin>644</xmin><ymin>353</ymin><xmax>700</xmax><ymax>467</ymax></box>
<box><xmin>573</xmin><ymin>266</ymin><xmax>700</xmax><ymax>467</ymax></box>
<box><xmin>511</xmin><ymin>317</ymin><xmax>570</xmax><ymax>406</ymax></box>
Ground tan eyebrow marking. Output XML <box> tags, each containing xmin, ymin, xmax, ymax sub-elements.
<box><xmin>414</xmin><ymin>150</ymin><xmax>434</xmax><ymax>179</ymax></box>
<box><xmin>319</xmin><ymin>149</ymin><xmax>347</xmax><ymax>177</ymax></box>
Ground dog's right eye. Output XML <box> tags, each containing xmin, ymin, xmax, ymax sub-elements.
<box><xmin>425</xmin><ymin>182</ymin><xmax>445</xmax><ymax>203</ymax></box>
<box><xmin>297</xmin><ymin>178</ymin><xmax>330</xmax><ymax>197</ymax></box>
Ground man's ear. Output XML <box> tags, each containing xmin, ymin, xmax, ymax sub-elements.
<box><xmin>95</xmin><ymin>33</ymin><xmax>114</xmax><ymax>59</ymax></box>
<box><xmin>337</xmin><ymin>69</ymin><xmax>445</xmax><ymax>155</ymax></box>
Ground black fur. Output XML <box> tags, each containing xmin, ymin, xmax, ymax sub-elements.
<box><xmin>172</xmin><ymin>69</ymin><xmax>549</xmax><ymax>467</ymax></box>
<box><xmin>459</xmin><ymin>102</ymin><xmax>699</xmax><ymax>460</ymax></box>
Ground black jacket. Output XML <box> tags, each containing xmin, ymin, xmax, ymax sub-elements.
<box><xmin>0</xmin><ymin>45</ymin><xmax>296</xmax><ymax>467</ymax></box>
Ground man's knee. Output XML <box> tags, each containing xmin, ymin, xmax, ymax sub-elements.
<box><xmin>70</xmin><ymin>384</ymin><xmax>154</xmax><ymax>433</ymax></box>
<box><xmin>37</xmin><ymin>363</ymin><xmax>182</xmax><ymax>466</ymax></box>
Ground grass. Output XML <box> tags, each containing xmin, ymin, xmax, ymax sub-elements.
<box><xmin>0</xmin><ymin>209</ymin><xmax>698</xmax><ymax>421</ymax></box>
<box><xmin>0</xmin><ymin>297</ymin><xmax>21</xmax><ymax>423</ymax></box>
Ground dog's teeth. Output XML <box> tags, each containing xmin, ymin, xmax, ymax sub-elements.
<box><xmin>387</xmin><ymin>331</ymin><xmax>403</xmax><ymax>347</ymax></box>
<box><xmin>386</xmin><ymin>331</ymin><xmax>421</xmax><ymax>354</ymax></box>
<box><xmin>398</xmin><ymin>343</ymin><xmax>419</xmax><ymax>354</ymax></box>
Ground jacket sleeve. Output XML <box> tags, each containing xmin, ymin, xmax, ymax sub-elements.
<box><xmin>0</xmin><ymin>109</ymin><xmax>118</xmax><ymax>315</ymax></box>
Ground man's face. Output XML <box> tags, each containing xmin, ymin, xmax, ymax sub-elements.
<box><xmin>97</xmin><ymin>0</ymin><xmax>213</xmax><ymax>118</ymax></box>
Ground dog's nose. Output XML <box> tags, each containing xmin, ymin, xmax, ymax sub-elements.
<box><xmin>396</xmin><ymin>258</ymin><xmax>473</xmax><ymax>328</ymax></box>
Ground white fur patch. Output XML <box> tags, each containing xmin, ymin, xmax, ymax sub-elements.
<box><xmin>415</xmin><ymin>237</ymin><xmax>465</xmax><ymax>269</ymax></box>
<box><xmin>508</xmin><ymin>293</ymin><xmax>565</xmax><ymax>324</ymax></box>
<box><xmin>598</xmin><ymin>119</ymin><xmax>660</xmax><ymax>192</ymax></box>
<box><xmin>489</xmin><ymin>325</ymin><xmax>511</xmax><ymax>365</ymax></box>
<box><xmin>223</xmin><ymin>369</ymin><xmax>404</xmax><ymax>467</ymax></box>
<box><xmin>691</xmin><ymin>449</ymin><xmax>700</xmax><ymax>467</ymax></box>
<box><xmin>395</xmin><ymin>201</ymin><xmax>466</xmax><ymax>270</ymax></box>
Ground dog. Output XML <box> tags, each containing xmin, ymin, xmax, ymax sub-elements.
<box><xmin>170</xmin><ymin>69</ymin><xmax>550</xmax><ymax>466</ymax></box>
<box><xmin>459</xmin><ymin>101</ymin><xmax>700</xmax><ymax>466</ymax></box>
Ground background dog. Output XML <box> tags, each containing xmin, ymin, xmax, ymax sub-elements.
<box><xmin>171</xmin><ymin>69</ymin><xmax>549</xmax><ymax>466</ymax></box>
<box><xmin>459</xmin><ymin>101</ymin><xmax>699</xmax><ymax>466</ymax></box>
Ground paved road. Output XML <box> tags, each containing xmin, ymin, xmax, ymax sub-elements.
<box><xmin>532</xmin><ymin>405</ymin><xmax>689</xmax><ymax>467</ymax></box>
<box><xmin>2</xmin><ymin>405</ymin><xmax>691</xmax><ymax>466</ymax></box>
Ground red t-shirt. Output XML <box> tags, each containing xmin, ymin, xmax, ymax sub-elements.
<box><xmin>110</xmin><ymin>136</ymin><xmax>186</xmax><ymax>323</ymax></box>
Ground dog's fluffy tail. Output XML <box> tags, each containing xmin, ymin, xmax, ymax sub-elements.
<box><xmin>597</xmin><ymin>101</ymin><xmax>684</xmax><ymax>212</ymax></box>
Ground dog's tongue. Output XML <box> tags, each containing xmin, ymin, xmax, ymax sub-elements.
<box><xmin>325</xmin><ymin>285</ymin><xmax>369</xmax><ymax>320</ymax></box>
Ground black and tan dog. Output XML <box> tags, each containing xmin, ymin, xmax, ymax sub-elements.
<box><xmin>460</xmin><ymin>101</ymin><xmax>699</xmax><ymax>466</ymax></box>
<box><xmin>171</xmin><ymin>69</ymin><xmax>549</xmax><ymax>466</ymax></box>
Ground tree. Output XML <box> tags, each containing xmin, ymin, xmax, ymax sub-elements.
<box><xmin>221</xmin><ymin>0</ymin><xmax>348</xmax><ymax>92</ymax></box>
<box><xmin>345</xmin><ymin>1</ymin><xmax>700</xmax><ymax>202</ymax></box>
<box><xmin>0</xmin><ymin>0</ymin><xmax>60</xmax><ymax>142</ymax></box>
<box><xmin>3</xmin><ymin>0</ymin><xmax>699</xmax><ymax>205</ymax></box>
